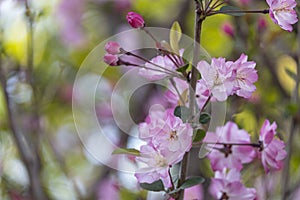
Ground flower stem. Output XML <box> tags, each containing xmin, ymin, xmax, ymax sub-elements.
<box><xmin>208</xmin><ymin>9</ymin><xmax>269</xmax><ymax>16</ymax></box>
<box><xmin>177</xmin><ymin>1</ymin><xmax>204</xmax><ymax>199</ymax></box>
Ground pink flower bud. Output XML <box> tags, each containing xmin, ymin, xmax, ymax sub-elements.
<box><xmin>258</xmin><ymin>17</ymin><xmax>267</xmax><ymax>31</ymax></box>
<box><xmin>126</xmin><ymin>11</ymin><xmax>145</xmax><ymax>28</ymax></box>
<box><xmin>105</xmin><ymin>41</ymin><xmax>121</xmax><ymax>55</ymax></box>
<box><xmin>221</xmin><ymin>22</ymin><xmax>234</xmax><ymax>38</ymax></box>
<box><xmin>239</xmin><ymin>0</ymin><xmax>251</xmax><ymax>6</ymax></box>
<box><xmin>103</xmin><ymin>54</ymin><xmax>119</xmax><ymax>66</ymax></box>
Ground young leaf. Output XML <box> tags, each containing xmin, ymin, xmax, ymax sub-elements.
<box><xmin>140</xmin><ymin>180</ymin><xmax>165</xmax><ymax>191</ymax></box>
<box><xmin>174</xmin><ymin>106</ymin><xmax>190</xmax><ymax>122</ymax></box>
<box><xmin>170</xmin><ymin>21</ymin><xmax>182</xmax><ymax>53</ymax></box>
<box><xmin>199</xmin><ymin>112</ymin><xmax>211</xmax><ymax>124</ymax></box>
<box><xmin>219</xmin><ymin>6</ymin><xmax>245</xmax><ymax>16</ymax></box>
<box><xmin>193</xmin><ymin>129</ymin><xmax>206</xmax><ymax>143</ymax></box>
<box><xmin>112</xmin><ymin>148</ymin><xmax>140</xmax><ymax>156</ymax></box>
<box><xmin>179</xmin><ymin>176</ymin><xmax>205</xmax><ymax>190</ymax></box>
<box><xmin>176</xmin><ymin>63</ymin><xmax>190</xmax><ymax>73</ymax></box>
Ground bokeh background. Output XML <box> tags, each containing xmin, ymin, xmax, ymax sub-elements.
<box><xmin>0</xmin><ymin>0</ymin><xmax>299</xmax><ymax>199</ymax></box>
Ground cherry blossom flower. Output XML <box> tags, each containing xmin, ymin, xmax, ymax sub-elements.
<box><xmin>209</xmin><ymin>168</ymin><xmax>257</xmax><ymax>200</ymax></box>
<box><xmin>151</xmin><ymin>111</ymin><xmax>193</xmax><ymax>162</ymax></box>
<box><xmin>230</xmin><ymin>54</ymin><xmax>258</xmax><ymax>98</ymax></box>
<box><xmin>139</xmin><ymin>109</ymin><xmax>193</xmax><ymax>163</ymax></box>
<box><xmin>103</xmin><ymin>54</ymin><xmax>119</xmax><ymax>66</ymax></box>
<box><xmin>126</xmin><ymin>11</ymin><xmax>145</xmax><ymax>28</ymax></box>
<box><xmin>258</xmin><ymin>120</ymin><xmax>287</xmax><ymax>173</ymax></box>
<box><xmin>203</xmin><ymin>121</ymin><xmax>256</xmax><ymax>171</ymax></box>
<box><xmin>135</xmin><ymin>145</ymin><xmax>176</xmax><ymax>188</ymax></box>
<box><xmin>139</xmin><ymin>108</ymin><xmax>166</xmax><ymax>143</ymax></box>
<box><xmin>105</xmin><ymin>41</ymin><xmax>121</xmax><ymax>55</ymax></box>
<box><xmin>197</xmin><ymin>58</ymin><xmax>234</xmax><ymax>101</ymax></box>
<box><xmin>266</xmin><ymin>0</ymin><xmax>298</xmax><ymax>32</ymax></box>
<box><xmin>138</xmin><ymin>54</ymin><xmax>179</xmax><ymax>80</ymax></box>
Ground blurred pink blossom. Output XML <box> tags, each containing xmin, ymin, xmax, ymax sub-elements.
<box><xmin>258</xmin><ymin>17</ymin><xmax>268</xmax><ymax>31</ymax></box>
<box><xmin>209</xmin><ymin>168</ymin><xmax>257</xmax><ymax>200</ymax></box>
<box><xmin>97</xmin><ymin>177</ymin><xmax>120</xmax><ymax>200</ymax></box>
<box><xmin>203</xmin><ymin>121</ymin><xmax>256</xmax><ymax>171</ymax></box>
<box><xmin>56</xmin><ymin>0</ymin><xmax>86</xmax><ymax>47</ymax></box>
<box><xmin>259</xmin><ymin>120</ymin><xmax>287</xmax><ymax>173</ymax></box>
<box><xmin>126</xmin><ymin>11</ymin><xmax>145</xmax><ymax>28</ymax></box>
<box><xmin>221</xmin><ymin>22</ymin><xmax>234</xmax><ymax>38</ymax></box>
<box><xmin>266</xmin><ymin>0</ymin><xmax>298</xmax><ymax>31</ymax></box>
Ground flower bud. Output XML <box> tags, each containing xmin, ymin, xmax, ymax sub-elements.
<box><xmin>221</xmin><ymin>22</ymin><xmax>234</xmax><ymax>38</ymax></box>
<box><xmin>258</xmin><ymin>17</ymin><xmax>267</xmax><ymax>31</ymax></box>
<box><xmin>126</xmin><ymin>11</ymin><xmax>145</xmax><ymax>28</ymax></box>
<box><xmin>105</xmin><ymin>41</ymin><xmax>121</xmax><ymax>55</ymax></box>
<box><xmin>103</xmin><ymin>54</ymin><xmax>119</xmax><ymax>66</ymax></box>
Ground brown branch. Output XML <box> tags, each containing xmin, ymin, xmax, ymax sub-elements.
<box><xmin>177</xmin><ymin>1</ymin><xmax>204</xmax><ymax>199</ymax></box>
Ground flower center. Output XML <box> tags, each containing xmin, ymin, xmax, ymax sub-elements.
<box><xmin>220</xmin><ymin>144</ymin><xmax>233</xmax><ymax>157</ymax></box>
<box><xmin>169</xmin><ymin>130</ymin><xmax>178</xmax><ymax>141</ymax></box>
<box><xmin>219</xmin><ymin>192</ymin><xmax>229</xmax><ymax>200</ymax></box>
<box><xmin>154</xmin><ymin>154</ymin><xmax>167</xmax><ymax>167</ymax></box>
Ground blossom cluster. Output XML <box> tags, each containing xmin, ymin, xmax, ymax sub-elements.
<box><xmin>135</xmin><ymin>109</ymin><xmax>193</xmax><ymax>188</ymax></box>
<box><xmin>106</xmin><ymin>4</ymin><xmax>293</xmax><ymax>199</ymax></box>
<box><xmin>204</xmin><ymin>120</ymin><xmax>286</xmax><ymax>198</ymax></box>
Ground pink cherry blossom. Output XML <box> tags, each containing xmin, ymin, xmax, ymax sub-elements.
<box><xmin>135</xmin><ymin>145</ymin><xmax>176</xmax><ymax>188</ymax></box>
<box><xmin>139</xmin><ymin>109</ymin><xmax>193</xmax><ymax>164</ymax></box>
<box><xmin>138</xmin><ymin>55</ymin><xmax>178</xmax><ymax>80</ymax></box>
<box><xmin>266</xmin><ymin>0</ymin><xmax>298</xmax><ymax>32</ymax></box>
<box><xmin>209</xmin><ymin>168</ymin><xmax>257</xmax><ymax>200</ymax></box>
<box><xmin>103</xmin><ymin>54</ymin><xmax>119</xmax><ymax>66</ymax></box>
<box><xmin>126</xmin><ymin>11</ymin><xmax>145</xmax><ymax>28</ymax></box>
<box><xmin>197</xmin><ymin>58</ymin><xmax>234</xmax><ymax>101</ymax></box>
<box><xmin>105</xmin><ymin>41</ymin><xmax>121</xmax><ymax>55</ymax></box>
<box><xmin>151</xmin><ymin>111</ymin><xmax>193</xmax><ymax>162</ymax></box>
<box><xmin>221</xmin><ymin>22</ymin><xmax>234</xmax><ymax>38</ymax></box>
<box><xmin>259</xmin><ymin>120</ymin><xmax>287</xmax><ymax>173</ymax></box>
<box><xmin>203</xmin><ymin>121</ymin><xmax>256</xmax><ymax>171</ymax></box>
<box><xmin>139</xmin><ymin>108</ymin><xmax>166</xmax><ymax>143</ymax></box>
<box><xmin>230</xmin><ymin>54</ymin><xmax>258</xmax><ymax>98</ymax></box>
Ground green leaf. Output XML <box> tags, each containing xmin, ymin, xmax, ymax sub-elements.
<box><xmin>170</xmin><ymin>21</ymin><xmax>182</xmax><ymax>53</ymax></box>
<box><xmin>112</xmin><ymin>148</ymin><xmax>140</xmax><ymax>156</ymax></box>
<box><xmin>193</xmin><ymin>129</ymin><xmax>206</xmax><ymax>143</ymax></box>
<box><xmin>176</xmin><ymin>63</ymin><xmax>190</xmax><ymax>73</ymax></box>
<box><xmin>174</xmin><ymin>106</ymin><xmax>191</xmax><ymax>122</ymax></box>
<box><xmin>199</xmin><ymin>112</ymin><xmax>211</xmax><ymax>124</ymax></box>
<box><xmin>179</xmin><ymin>177</ymin><xmax>205</xmax><ymax>190</ymax></box>
<box><xmin>140</xmin><ymin>180</ymin><xmax>165</xmax><ymax>191</ymax></box>
<box><xmin>219</xmin><ymin>6</ymin><xmax>245</xmax><ymax>16</ymax></box>
<box><xmin>160</xmin><ymin>40</ymin><xmax>173</xmax><ymax>52</ymax></box>
<box><xmin>285</xmin><ymin>67</ymin><xmax>297</xmax><ymax>81</ymax></box>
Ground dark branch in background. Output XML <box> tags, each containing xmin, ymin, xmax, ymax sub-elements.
<box><xmin>175</xmin><ymin>0</ymin><xmax>192</xmax><ymax>33</ymax></box>
<box><xmin>282</xmin><ymin>8</ymin><xmax>300</xmax><ymax>199</ymax></box>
